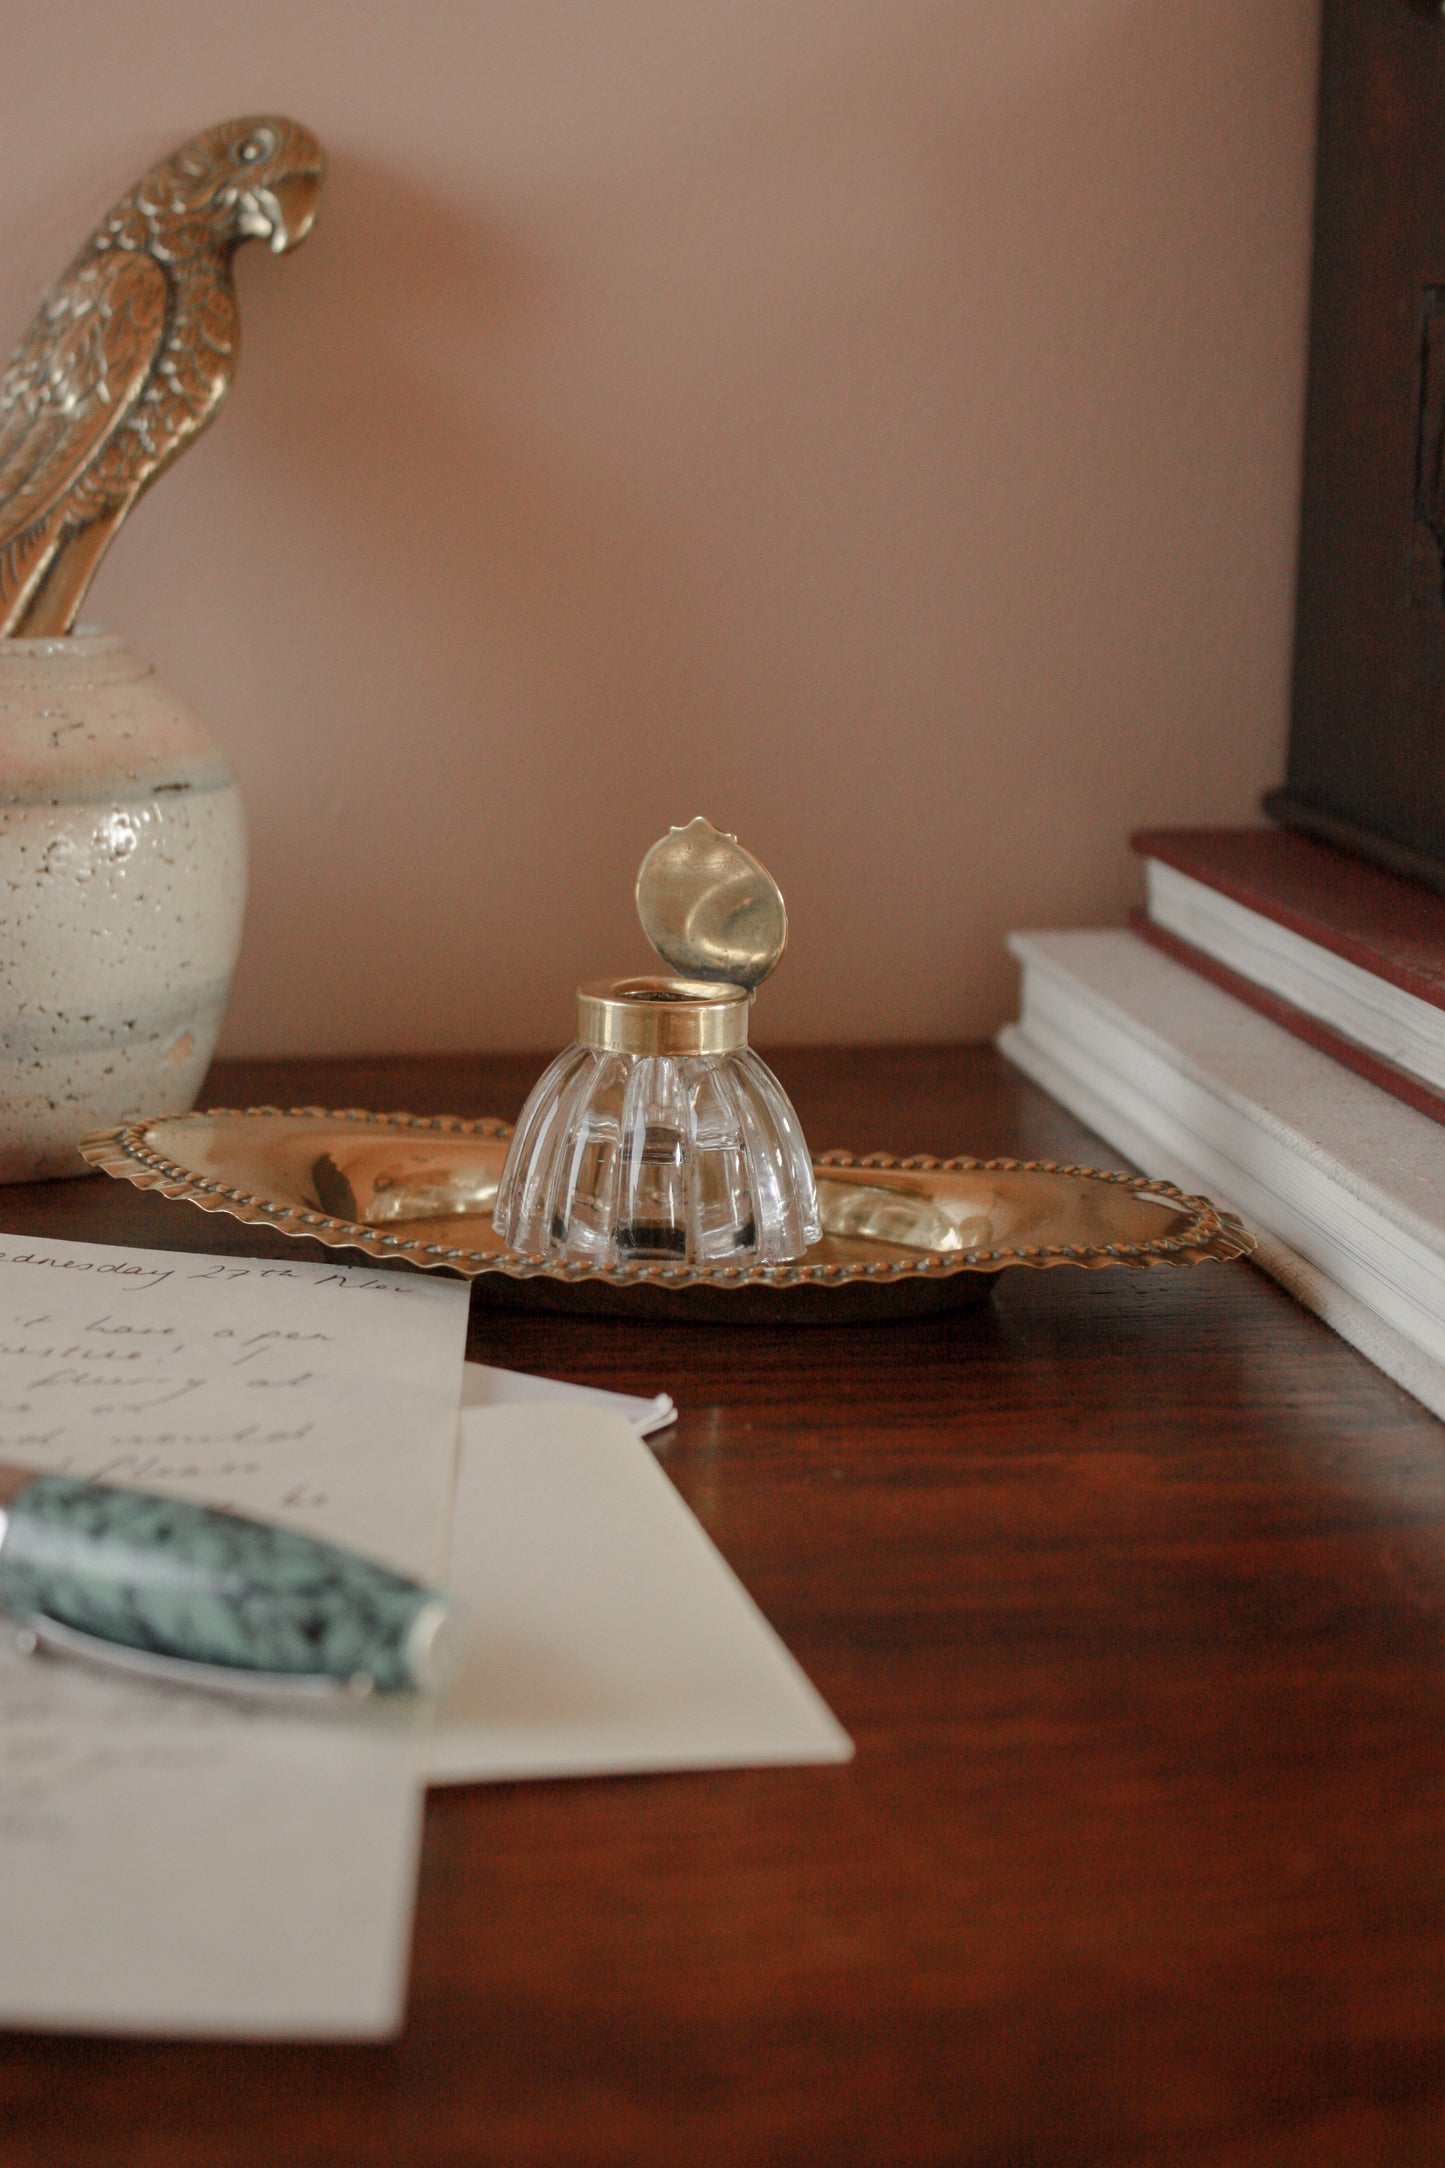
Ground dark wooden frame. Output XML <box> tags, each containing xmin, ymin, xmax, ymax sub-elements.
<box><xmin>1270</xmin><ymin>0</ymin><xmax>1445</xmax><ymax>888</ymax></box>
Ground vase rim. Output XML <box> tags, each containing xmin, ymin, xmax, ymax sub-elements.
<box><xmin>0</xmin><ymin>626</ymin><xmax>149</xmax><ymax>687</ymax></box>
<box><xmin>0</xmin><ymin>624</ymin><xmax>127</xmax><ymax>657</ymax></box>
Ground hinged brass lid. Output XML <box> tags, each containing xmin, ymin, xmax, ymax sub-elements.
<box><xmin>634</xmin><ymin>816</ymin><xmax>787</xmax><ymax>992</ymax></box>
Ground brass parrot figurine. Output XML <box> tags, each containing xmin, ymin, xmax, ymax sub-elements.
<box><xmin>0</xmin><ymin>116</ymin><xmax>324</xmax><ymax>637</ymax></box>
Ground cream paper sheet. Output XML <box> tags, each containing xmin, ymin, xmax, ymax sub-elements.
<box><xmin>0</xmin><ymin>1232</ymin><xmax>469</xmax><ymax>2038</ymax></box>
<box><xmin>429</xmin><ymin>1402</ymin><xmax>852</xmax><ymax>1784</ymax></box>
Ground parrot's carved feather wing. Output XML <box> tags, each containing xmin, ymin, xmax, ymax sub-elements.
<box><xmin>0</xmin><ymin>250</ymin><xmax>167</xmax><ymax>619</ymax></box>
<box><xmin>0</xmin><ymin>117</ymin><xmax>321</xmax><ymax>634</ymax></box>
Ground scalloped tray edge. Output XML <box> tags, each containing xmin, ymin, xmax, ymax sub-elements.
<box><xmin>78</xmin><ymin>1106</ymin><xmax>1256</xmax><ymax>1294</ymax></box>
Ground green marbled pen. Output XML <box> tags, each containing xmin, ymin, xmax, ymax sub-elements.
<box><xmin>0</xmin><ymin>1464</ymin><xmax>457</xmax><ymax>1702</ymax></box>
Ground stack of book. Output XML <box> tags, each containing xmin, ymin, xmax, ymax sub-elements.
<box><xmin>998</xmin><ymin>828</ymin><xmax>1445</xmax><ymax>1419</ymax></box>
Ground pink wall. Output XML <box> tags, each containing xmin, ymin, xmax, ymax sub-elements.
<box><xmin>2</xmin><ymin>1</ymin><xmax>1320</xmax><ymax>1055</ymax></box>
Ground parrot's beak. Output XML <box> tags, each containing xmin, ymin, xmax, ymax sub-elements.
<box><xmin>264</xmin><ymin>166</ymin><xmax>323</xmax><ymax>253</ymax></box>
<box><xmin>236</xmin><ymin>167</ymin><xmax>323</xmax><ymax>254</ymax></box>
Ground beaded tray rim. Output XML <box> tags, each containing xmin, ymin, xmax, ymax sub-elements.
<box><xmin>78</xmin><ymin>1106</ymin><xmax>1255</xmax><ymax>1289</ymax></box>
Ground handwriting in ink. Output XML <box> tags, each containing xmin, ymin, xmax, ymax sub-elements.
<box><xmin>84</xmin><ymin>1315</ymin><xmax>177</xmax><ymax>1339</ymax></box>
<box><xmin>214</xmin><ymin>1328</ymin><xmax>333</xmax><ymax>1364</ymax></box>
<box><xmin>102</xmin><ymin>1422</ymin><xmax>316</xmax><ymax>1450</ymax></box>
<box><xmin>0</xmin><ymin>1250</ymin><xmax>174</xmax><ymax>1290</ymax></box>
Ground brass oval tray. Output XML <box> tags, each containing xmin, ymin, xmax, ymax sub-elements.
<box><xmin>79</xmin><ymin>1108</ymin><xmax>1253</xmax><ymax>1324</ymax></box>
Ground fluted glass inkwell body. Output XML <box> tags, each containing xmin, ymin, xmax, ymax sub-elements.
<box><xmin>494</xmin><ymin>819</ymin><xmax>820</xmax><ymax>1269</ymax></box>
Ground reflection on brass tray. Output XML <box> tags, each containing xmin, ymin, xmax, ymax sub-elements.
<box><xmin>815</xmin><ymin>1177</ymin><xmax>999</xmax><ymax>1254</ymax></box>
<box><xmin>310</xmin><ymin>1144</ymin><xmax>500</xmax><ymax>1225</ymax></box>
<box><xmin>78</xmin><ymin>1108</ymin><xmax>1254</xmax><ymax>1324</ymax></box>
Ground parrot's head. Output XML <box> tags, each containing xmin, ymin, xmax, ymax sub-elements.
<box><xmin>140</xmin><ymin>117</ymin><xmax>325</xmax><ymax>259</ymax></box>
<box><xmin>211</xmin><ymin>116</ymin><xmax>324</xmax><ymax>255</ymax></box>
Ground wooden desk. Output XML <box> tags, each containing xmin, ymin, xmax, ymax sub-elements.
<box><xmin>2</xmin><ymin>1047</ymin><xmax>1443</xmax><ymax>2167</ymax></box>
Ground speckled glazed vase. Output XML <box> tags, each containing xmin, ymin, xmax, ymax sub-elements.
<box><xmin>0</xmin><ymin>630</ymin><xmax>246</xmax><ymax>1180</ymax></box>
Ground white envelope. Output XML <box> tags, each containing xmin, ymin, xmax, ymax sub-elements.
<box><xmin>429</xmin><ymin>1402</ymin><xmax>852</xmax><ymax>1783</ymax></box>
<box><xmin>462</xmin><ymin>1360</ymin><xmax>675</xmax><ymax>1437</ymax></box>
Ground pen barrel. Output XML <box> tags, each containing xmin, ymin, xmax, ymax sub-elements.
<box><xmin>0</xmin><ymin>1475</ymin><xmax>449</xmax><ymax>1692</ymax></box>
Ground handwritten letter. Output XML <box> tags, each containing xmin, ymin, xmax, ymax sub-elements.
<box><xmin>0</xmin><ymin>1232</ymin><xmax>470</xmax><ymax>2038</ymax></box>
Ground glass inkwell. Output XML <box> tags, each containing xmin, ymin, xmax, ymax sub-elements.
<box><xmin>493</xmin><ymin>818</ymin><xmax>821</xmax><ymax>1269</ymax></box>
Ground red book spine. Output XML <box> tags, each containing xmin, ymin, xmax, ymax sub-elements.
<box><xmin>1128</xmin><ymin>911</ymin><xmax>1445</xmax><ymax>1131</ymax></box>
<box><xmin>1130</xmin><ymin>827</ymin><xmax>1445</xmax><ymax>1011</ymax></box>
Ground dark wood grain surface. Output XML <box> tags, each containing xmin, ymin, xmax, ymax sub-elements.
<box><xmin>2</xmin><ymin>1046</ymin><xmax>1444</xmax><ymax>2168</ymax></box>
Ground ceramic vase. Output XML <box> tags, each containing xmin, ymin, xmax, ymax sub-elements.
<box><xmin>0</xmin><ymin>630</ymin><xmax>246</xmax><ymax>1181</ymax></box>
